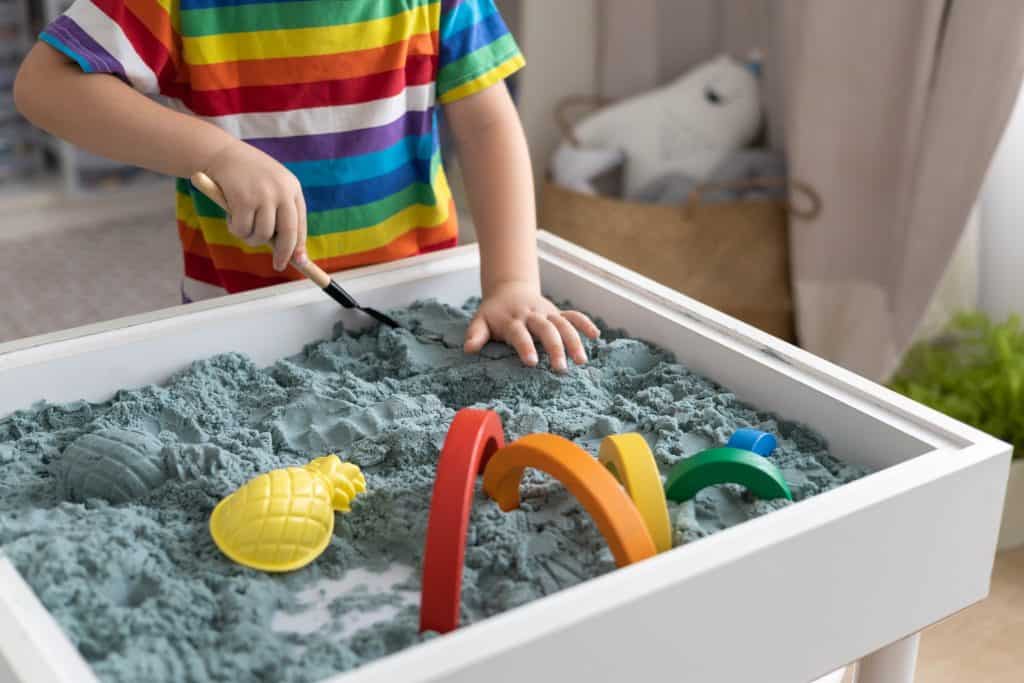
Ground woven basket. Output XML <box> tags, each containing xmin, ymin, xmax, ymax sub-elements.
<box><xmin>540</xmin><ymin>178</ymin><xmax>821</xmax><ymax>342</ymax></box>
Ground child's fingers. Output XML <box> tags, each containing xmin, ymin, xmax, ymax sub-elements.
<box><xmin>527</xmin><ymin>313</ymin><xmax>567</xmax><ymax>372</ymax></box>
<box><xmin>505</xmin><ymin>321</ymin><xmax>538</xmax><ymax>367</ymax></box>
<box><xmin>292</xmin><ymin>194</ymin><xmax>309</xmax><ymax>264</ymax></box>
<box><xmin>562</xmin><ymin>310</ymin><xmax>601</xmax><ymax>339</ymax></box>
<box><xmin>548</xmin><ymin>313</ymin><xmax>587</xmax><ymax>365</ymax></box>
<box><xmin>248</xmin><ymin>204</ymin><xmax>275</xmax><ymax>246</ymax></box>
<box><xmin>464</xmin><ymin>316</ymin><xmax>491</xmax><ymax>353</ymax></box>
<box><xmin>227</xmin><ymin>204</ymin><xmax>255</xmax><ymax>242</ymax></box>
<box><xmin>272</xmin><ymin>200</ymin><xmax>299</xmax><ymax>272</ymax></box>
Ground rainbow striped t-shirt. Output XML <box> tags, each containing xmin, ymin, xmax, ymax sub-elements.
<box><xmin>40</xmin><ymin>0</ymin><xmax>524</xmax><ymax>300</ymax></box>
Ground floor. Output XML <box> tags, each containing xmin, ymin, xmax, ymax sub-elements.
<box><xmin>0</xmin><ymin>179</ymin><xmax>180</xmax><ymax>343</ymax></box>
<box><xmin>1</xmin><ymin>185</ymin><xmax>1022</xmax><ymax>682</ymax></box>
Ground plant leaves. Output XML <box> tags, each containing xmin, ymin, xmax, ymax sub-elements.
<box><xmin>890</xmin><ymin>311</ymin><xmax>1024</xmax><ymax>459</ymax></box>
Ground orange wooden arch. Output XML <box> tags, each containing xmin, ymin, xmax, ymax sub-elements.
<box><xmin>483</xmin><ymin>433</ymin><xmax>657</xmax><ymax>567</ymax></box>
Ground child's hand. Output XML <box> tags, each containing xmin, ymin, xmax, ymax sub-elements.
<box><xmin>203</xmin><ymin>140</ymin><xmax>308</xmax><ymax>272</ymax></box>
<box><xmin>464</xmin><ymin>281</ymin><xmax>600</xmax><ymax>372</ymax></box>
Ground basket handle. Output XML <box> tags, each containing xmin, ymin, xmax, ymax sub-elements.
<box><xmin>683</xmin><ymin>178</ymin><xmax>822</xmax><ymax>220</ymax></box>
<box><xmin>555</xmin><ymin>95</ymin><xmax>611</xmax><ymax>147</ymax></box>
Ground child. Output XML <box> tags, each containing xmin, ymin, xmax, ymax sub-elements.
<box><xmin>14</xmin><ymin>0</ymin><xmax>598</xmax><ymax>372</ymax></box>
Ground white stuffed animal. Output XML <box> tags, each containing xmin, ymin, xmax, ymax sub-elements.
<box><xmin>551</xmin><ymin>55</ymin><xmax>762</xmax><ymax>199</ymax></box>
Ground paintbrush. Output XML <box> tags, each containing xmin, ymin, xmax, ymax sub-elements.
<box><xmin>189</xmin><ymin>172</ymin><xmax>401</xmax><ymax>329</ymax></box>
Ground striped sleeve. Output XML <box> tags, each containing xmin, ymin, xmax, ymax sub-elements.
<box><xmin>39</xmin><ymin>0</ymin><xmax>183</xmax><ymax>96</ymax></box>
<box><xmin>436</xmin><ymin>0</ymin><xmax>524</xmax><ymax>105</ymax></box>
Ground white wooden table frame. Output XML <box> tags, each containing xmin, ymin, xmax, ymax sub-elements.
<box><xmin>0</xmin><ymin>232</ymin><xmax>1011</xmax><ymax>683</ymax></box>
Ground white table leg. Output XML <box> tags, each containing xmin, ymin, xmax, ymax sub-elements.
<box><xmin>855</xmin><ymin>633</ymin><xmax>921</xmax><ymax>683</ymax></box>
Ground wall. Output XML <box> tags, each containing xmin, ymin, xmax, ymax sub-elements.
<box><xmin>510</xmin><ymin>0</ymin><xmax>599</xmax><ymax>184</ymax></box>
<box><xmin>980</xmin><ymin>80</ymin><xmax>1024</xmax><ymax>322</ymax></box>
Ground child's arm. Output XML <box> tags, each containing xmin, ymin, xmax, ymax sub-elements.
<box><xmin>14</xmin><ymin>43</ymin><xmax>306</xmax><ymax>271</ymax></box>
<box><xmin>445</xmin><ymin>84</ymin><xmax>600</xmax><ymax>371</ymax></box>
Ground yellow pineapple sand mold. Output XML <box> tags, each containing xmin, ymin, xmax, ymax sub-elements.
<box><xmin>210</xmin><ymin>455</ymin><xmax>367</xmax><ymax>573</ymax></box>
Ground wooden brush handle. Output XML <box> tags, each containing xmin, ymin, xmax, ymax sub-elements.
<box><xmin>189</xmin><ymin>171</ymin><xmax>331</xmax><ymax>288</ymax></box>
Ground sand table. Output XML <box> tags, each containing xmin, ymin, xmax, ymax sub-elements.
<box><xmin>0</xmin><ymin>300</ymin><xmax>866</xmax><ymax>682</ymax></box>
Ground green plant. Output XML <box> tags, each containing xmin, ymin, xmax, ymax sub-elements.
<box><xmin>890</xmin><ymin>312</ymin><xmax>1024</xmax><ymax>459</ymax></box>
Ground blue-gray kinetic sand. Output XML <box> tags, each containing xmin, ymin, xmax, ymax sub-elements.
<box><xmin>0</xmin><ymin>300</ymin><xmax>867</xmax><ymax>682</ymax></box>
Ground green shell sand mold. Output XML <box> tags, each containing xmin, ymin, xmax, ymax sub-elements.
<box><xmin>0</xmin><ymin>299</ymin><xmax>867</xmax><ymax>683</ymax></box>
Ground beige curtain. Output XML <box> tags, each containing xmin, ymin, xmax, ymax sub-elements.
<box><xmin>780</xmin><ymin>1</ymin><xmax>1024</xmax><ymax>380</ymax></box>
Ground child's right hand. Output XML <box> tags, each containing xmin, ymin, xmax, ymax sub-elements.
<box><xmin>202</xmin><ymin>140</ymin><xmax>308</xmax><ymax>272</ymax></box>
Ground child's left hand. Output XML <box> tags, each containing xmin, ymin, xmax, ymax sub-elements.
<box><xmin>464</xmin><ymin>281</ymin><xmax>600</xmax><ymax>372</ymax></box>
